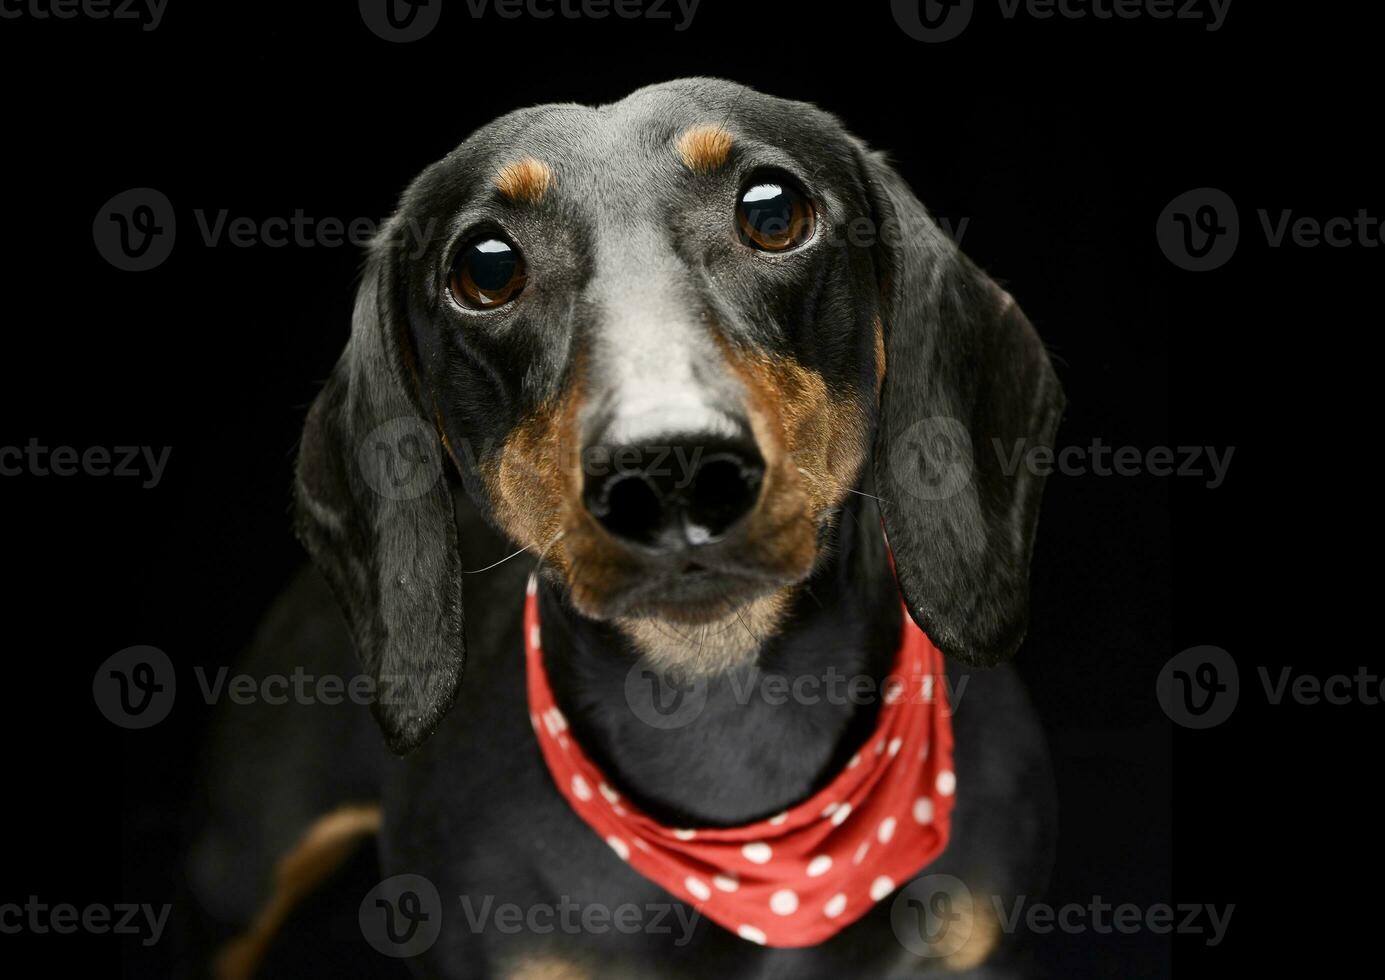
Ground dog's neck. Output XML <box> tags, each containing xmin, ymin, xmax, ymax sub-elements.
<box><xmin>538</xmin><ymin>498</ymin><xmax>902</xmax><ymax>827</ymax></box>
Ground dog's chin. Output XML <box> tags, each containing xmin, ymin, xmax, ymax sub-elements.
<box><xmin>569</xmin><ymin>567</ymin><xmax>801</xmax><ymax>675</ymax></box>
<box><xmin>615</xmin><ymin>586</ymin><xmax>794</xmax><ymax>677</ymax></box>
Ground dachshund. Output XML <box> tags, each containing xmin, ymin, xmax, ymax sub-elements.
<box><xmin>190</xmin><ymin>78</ymin><xmax>1065</xmax><ymax>980</ymax></box>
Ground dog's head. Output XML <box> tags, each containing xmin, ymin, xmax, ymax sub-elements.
<box><xmin>295</xmin><ymin>79</ymin><xmax>1064</xmax><ymax>753</ymax></box>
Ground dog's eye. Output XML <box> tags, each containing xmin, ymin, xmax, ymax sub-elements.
<box><xmin>736</xmin><ymin>178</ymin><xmax>815</xmax><ymax>252</ymax></box>
<box><xmin>449</xmin><ymin>236</ymin><xmax>527</xmax><ymax>309</ymax></box>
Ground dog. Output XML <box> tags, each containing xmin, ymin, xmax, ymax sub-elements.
<box><xmin>189</xmin><ymin>78</ymin><xmax>1064</xmax><ymax>979</ymax></box>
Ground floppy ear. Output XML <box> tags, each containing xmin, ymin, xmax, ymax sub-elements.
<box><xmin>293</xmin><ymin>238</ymin><xmax>465</xmax><ymax>753</ymax></box>
<box><xmin>864</xmin><ymin>151</ymin><xmax>1065</xmax><ymax>666</ymax></box>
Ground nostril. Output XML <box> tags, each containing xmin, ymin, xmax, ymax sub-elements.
<box><xmin>685</xmin><ymin>452</ymin><xmax>764</xmax><ymax>541</ymax></box>
<box><xmin>589</xmin><ymin>471</ymin><xmax>665</xmax><ymax>546</ymax></box>
<box><xmin>580</xmin><ymin>434</ymin><xmax>765</xmax><ymax>551</ymax></box>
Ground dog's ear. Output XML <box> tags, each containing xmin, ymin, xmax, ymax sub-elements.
<box><xmin>863</xmin><ymin>150</ymin><xmax>1065</xmax><ymax>666</ymax></box>
<box><xmin>293</xmin><ymin>235</ymin><xmax>465</xmax><ymax>754</ymax></box>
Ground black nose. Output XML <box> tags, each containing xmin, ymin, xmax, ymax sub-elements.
<box><xmin>582</xmin><ymin>435</ymin><xmax>765</xmax><ymax>551</ymax></box>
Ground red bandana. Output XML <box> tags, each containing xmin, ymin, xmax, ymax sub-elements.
<box><xmin>525</xmin><ymin>576</ymin><xmax>956</xmax><ymax>948</ymax></box>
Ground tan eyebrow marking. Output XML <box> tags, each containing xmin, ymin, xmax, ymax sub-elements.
<box><xmin>494</xmin><ymin>157</ymin><xmax>553</xmax><ymax>204</ymax></box>
<box><xmin>675</xmin><ymin>123</ymin><xmax>734</xmax><ymax>174</ymax></box>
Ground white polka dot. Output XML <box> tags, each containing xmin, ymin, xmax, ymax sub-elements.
<box><xmin>913</xmin><ymin>797</ymin><xmax>935</xmax><ymax>824</ymax></box>
<box><xmin>543</xmin><ymin>706</ymin><xmax>567</xmax><ymax>736</ymax></box>
<box><xmin>824</xmin><ymin>893</ymin><xmax>847</xmax><ymax>918</ymax></box>
<box><xmin>606</xmin><ymin>836</ymin><xmax>629</xmax><ymax>860</ymax></box>
<box><xmin>612</xmin><ymin>805</ymin><xmax>626</xmax><ymax>816</ymax></box>
<box><xmin>713</xmin><ymin>872</ymin><xmax>739</xmax><ymax>892</ymax></box>
<box><xmin>887</xmin><ymin>737</ymin><xmax>903</xmax><ymax>758</ymax></box>
<box><xmin>874</xmin><ymin>739</ymin><xmax>885</xmax><ymax>755</ymax></box>
<box><xmin>820</xmin><ymin>802</ymin><xmax>839</xmax><ymax>819</ymax></box>
<box><xmin>878</xmin><ymin>816</ymin><xmax>897</xmax><ymax>843</ymax></box>
<box><xmin>737</xmin><ymin>924</ymin><xmax>767</xmax><ymax>945</ymax></box>
<box><xmin>529</xmin><ymin>713</ymin><xmax>540</xmax><ymax>732</ymax></box>
<box><xmin>847</xmin><ymin>752</ymin><xmax>860</xmax><ymax>769</ymax></box>
<box><xmin>685</xmin><ymin>876</ymin><xmax>711</xmax><ymax>901</ymax></box>
<box><xmin>768</xmin><ymin>811</ymin><xmax>788</xmax><ymax>825</ymax></box>
<box><xmin>742</xmin><ymin>842</ymin><xmax>772</xmax><ymax>864</ymax></box>
<box><xmin>529</xmin><ymin>624</ymin><xmax>542</xmax><ymax>650</ymax></box>
<box><xmin>922</xmin><ymin>675</ymin><xmax>935</xmax><ymax>701</ymax></box>
<box><xmin>673</xmin><ymin>828</ymin><xmax>696</xmax><ymax>841</ymax></box>
<box><xmin>830</xmin><ymin>802</ymin><xmax>852</xmax><ymax>827</ymax></box>
<box><xmin>571</xmin><ymin>774</ymin><xmax>592</xmax><ymax>801</ymax></box>
<box><xmin>526</xmin><ymin>575</ymin><xmax>538</xmax><ymax>596</ymax></box>
<box><xmin>853</xmin><ymin>840</ymin><xmax>870</xmax><ymax>865</ymax></box>
<box><xmin>633</xmin><ymin>838</ymin><xmax>651</xmax><ymax>852</ymax></box>
<box><xmin>936</xmin><ymin>769</ymin><xmax>956</xmax><ymax>796</ymax></box>
<box><xmin>870</xmin><ymin>876</ymin><xmax>895</xmax><ymax>901</ymax></box>
<box><xmin>884</xmin><ymin>680</ymin><xmax>903</xmax><ymax>704</ymax></box>
<box><xmin>770</xmin><ymin>889</ymin><xmax>799</xmax><ymax>915</ymax></box>
<box><xmin>599</xmin><ymin>782</ymin><xmax>620</xmax><ymax>804</ymax></box>
<box><xmin>807</xmin><ymin>855</ymin><xmax>833</xmax><ymax>877</ymax></box>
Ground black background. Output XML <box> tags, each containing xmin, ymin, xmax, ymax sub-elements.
<box><xmin>0</xmin><ymin>1</ymin><xmax>1375</xmax><ymax>976</ymax></box>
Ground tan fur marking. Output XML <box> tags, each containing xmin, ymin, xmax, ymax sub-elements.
<box><xmin>676</xmin><ymin>124</ymin><xmax>734</xmax><ymax>174</ymax></box>
<box><xmin>503</xmin><ymin>955</ymin><xmax>593</xmax><ymax>980</ymax></box>
<box><xmin>873</xmin><ymin>316</ymin><xmax>887</xmax><ymax>397</ymax></box>
<box><xmin>940</xmin><ymin>894</ymin><xmax>1002</xmax><ymax>971</ymax></box>
<box><xmin>494</xmin><ymin>157</ymin><xmax>553</xmax><ymax>204</ymax></box>
<box><xmin>720</xmin><ymin>339</ymin><xmax>872</xmax><ymax>524</ymax></box>
<box><xmin>215</xmin><ymin>804</ymin><xmax>382</xmax><ymax>980</ymax></box>
<box><xmin>618</xmin><ymin>590</ymin><xmax>791</xmax><ymax>676</ymax></box>
<box><xmin>484</xmin><ymin>358</ymin><xmax>588</xmax><ymax>576</ymax></box>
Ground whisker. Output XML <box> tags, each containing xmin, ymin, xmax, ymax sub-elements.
<box><xmin>845</xmin><ymin>487</ymin><xmax>888</xmax><ymax>504</ymax></box>
<box><xmin>462</xmin><ymin>529</ymin><xmax>565</xmax><ymax>575</ymax></box>
<box><xmin>462</xmin><ymin>545</ymin><xmax>530</xmax><ymax>575</ymax></box>
<box><xmin>733</xmin><ymin>607</ymin><xmax>763</xmax><ymax>647</ymax></box>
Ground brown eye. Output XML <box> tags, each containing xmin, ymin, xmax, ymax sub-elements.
<box><xmin>449</xmin><ymin>236</ymin><xmax>527</xmax><ymax>309</ymax></box>
<box><xmin>736</xmin><ymin>178</ymin><xmax>815</xmax><ymax>251</ymax></box>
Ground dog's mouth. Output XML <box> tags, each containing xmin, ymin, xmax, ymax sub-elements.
<box><xmin>600</xmin><ymin>556</ymin><xmax>796</xmax><ymax>626</ymax></box>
